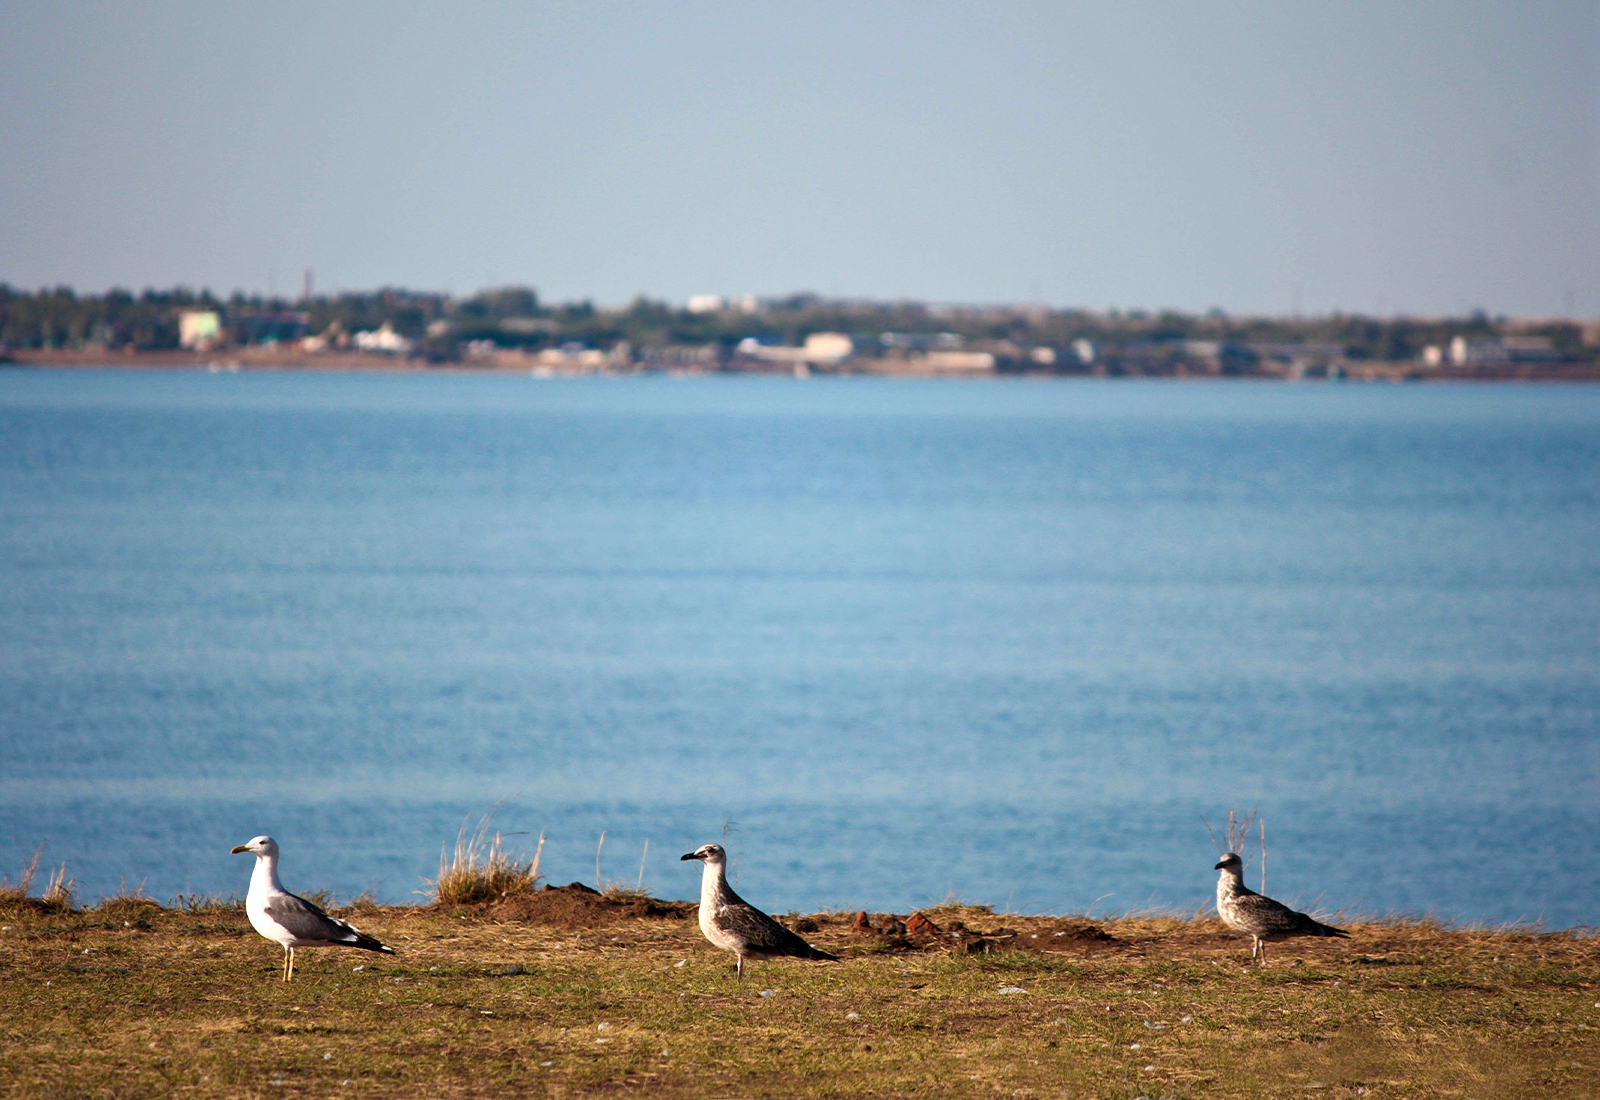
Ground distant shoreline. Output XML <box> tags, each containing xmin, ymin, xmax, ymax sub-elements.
<box><xmin>7</xmin><ymin>345</ymin><xmax>1600</xmax><ymax>381</ymax></box>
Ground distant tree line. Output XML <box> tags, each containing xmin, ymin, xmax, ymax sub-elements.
<box><xmin>0</xmin><ymin>285</ymin><xmax>212</xmax><ymax>350</ymax></box>
<box><xmin>2</xmin><ymin>283</ymin><xmax>1594</xmax><ymax>366</ymax></box>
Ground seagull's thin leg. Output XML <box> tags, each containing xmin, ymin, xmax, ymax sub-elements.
<box><xmin>736</xmin><ymin>955</ymin><xmax>744</xmax><ymax>980</ymax></box>
<box><xmin>286</xmin><ymin>948</ymin><xmax>296</xmax><ymax>982</ymax></box>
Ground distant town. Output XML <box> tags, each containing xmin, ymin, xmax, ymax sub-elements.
<box><xmin>3</xmin><ymin>283</ymin><xmax>1598</xmax><ymax>380</ymax></box>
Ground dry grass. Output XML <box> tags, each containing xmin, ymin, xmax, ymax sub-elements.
<box><xmin>595</xmin><ymin>833</ymin><xmax>658</xmax><ymax>903</ymax></box>
<box><xmin>343</xmin><ymin>889</ymin><xmax>383</xmax><ymax>915</ymax></box>
<box><xmin>171</xmin><ymin>892</ymin><xmax>245</xmax><ymax>914</ymax></box>
<box><xmin>0</xmin><ymin>845</ymin><xmax>73</xmax><ymax>916</ymax></box>
<box><xmin>0</xmin><ymin>898</ymin><xmax>1596</xmax><ymax>1099</ymax></box>
<box><xmin>599</xmin><ymin>883</ymin><xmax>655</xmax><ymax>904</ymax></box>
<box><xmin>93</xmin><ymin>880</ymin><xmax>163</xmax><ymax>921</ymax></box>
<box><xmin>430</xmin><ymin>807</ymin><xmax>544</xmax><ymax>905</ymax></box>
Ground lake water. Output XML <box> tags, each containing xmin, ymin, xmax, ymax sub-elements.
<box><xmin>2</xmin><ymin>368</ymin><xmax>1598</xmax><ymax>928</ymax></box>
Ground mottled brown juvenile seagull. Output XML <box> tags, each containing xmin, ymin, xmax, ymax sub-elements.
<box><xmin>231</xmin><ymin>835</ymin><xmax>395</xmax><ymax>981</ymax></box>
<box><xmin>680</xmin><ymin>842</ymin><xmax>838</xmax><ymax>978</ymax></box>
<box><xmin>1214</xmin><ymin>851</ymin><xmax>1349</xmax><ymax>963</ymax></box>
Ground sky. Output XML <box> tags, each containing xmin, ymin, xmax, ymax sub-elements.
<box><xmin>1</xmin><ymin>1</ymin><xmax>1596</xmax><ymax>317</ymax></box>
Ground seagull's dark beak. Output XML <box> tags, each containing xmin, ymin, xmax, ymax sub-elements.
<box><xmin>1213</xmin><ymin>859</ymin><xmax>1226</xmax><ymax>870</ymax></box>
<box><xmin>680</xmin><ymin>852</ymin><xmax>699</xmax><ymax>862</ymax></box>
<box><xmin>232</xmin><ymin>845</ymin><xmax>250</xmax><ymax>854</ymax></box>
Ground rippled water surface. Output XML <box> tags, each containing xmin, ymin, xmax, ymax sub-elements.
<box><xmin>2</xmin><ymin>369</ymin><xmax>1597</xmax><ymax>926</ymax></box>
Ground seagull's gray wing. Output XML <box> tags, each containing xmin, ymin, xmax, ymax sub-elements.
<box><xmin>1229</xmin><ymin>892</ymin><xmax>1304</xmax><ymax>935</ymax></box>
<box><xmin>264</xmin><ymin>893</ymin><xmax>395</xmax><ymax>953</ymax></box>
<box><xmin>1233</xmin><ymin>893</ymin><xmax>1348</xmax><ymax>939</ymax></box>
<box><xmin>714</xmin><ymin>901</ymin><xmax>838</xmax><ymax>961</ymax></box>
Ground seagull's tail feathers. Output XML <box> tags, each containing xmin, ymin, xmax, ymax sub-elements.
<box><xmin>349</xmin><ymin>931</ymin><xmax>397</xmax><ymax>954</ymax></box>
<box><xmin>767</xmin><ymin>923</ymin><xmax>837</xmax><ymax>961</ymax></box>
<box><xmin>331</xmin><ymin>917</ymin><xmax>396</xmax><ymax>954</ymax></box>
<box><xmin>1299</xmin><ymin>915</ymin><xmax>1349</xmax><ymax>939</ymax></box>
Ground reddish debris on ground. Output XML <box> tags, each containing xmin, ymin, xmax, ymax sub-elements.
<box><xmin>851</xmin><ymin>911</ymin><xmax>876</xmax><ymax>934</ymax></box>
<box><xmin>904</xmin><ymin>912</ymin><xmax>941</xmax><ymax>936</ymax></box>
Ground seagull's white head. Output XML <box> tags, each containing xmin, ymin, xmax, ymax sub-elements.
<box><xmin>231</xmin><ymin>835</ymin><xmax>280</xmax><ymax>858</ymax></box>
<box><xmin>680</xmin><ymin>843</ymin><xmax>726</xmax><ymax>866</ymax></box>
<box><xmin>1214</xmin><ymin>851</ymin><xmax>1244</xmax><ymax>873</ymax></box>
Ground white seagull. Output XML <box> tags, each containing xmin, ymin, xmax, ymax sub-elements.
<box><xmin>231</xmin><ymin>835</ymin><xmax>395</xmax><ymax>981</ymax></box>
<box><xmin>1214</xmin><ymin>851</ymin><xmax>1349</xmax><ymax>963</ymax></box>
<box><xmin>680</xmin><ymin>842</ymin><xmax>838</xmax><ymax>979</ymax></box>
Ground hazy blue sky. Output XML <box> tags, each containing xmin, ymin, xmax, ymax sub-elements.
<box><xmin>2</xmin><ymin>1</ymin><xmax>1596</xmax><ymax>316</ymax></box>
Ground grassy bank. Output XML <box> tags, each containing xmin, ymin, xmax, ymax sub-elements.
<box><xmin>1</xmin><ymin>893</ymin><xmax>1596</xmax><ymax>1099</ymax></box>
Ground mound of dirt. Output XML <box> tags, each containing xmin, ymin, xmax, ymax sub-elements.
<box><xmin>485</xmin><ymin>882</ymin><xmax>696</xmax><ymax>929</ymax></box>
<box><xmin>1004</xmin><ymin>919</ymin><xmax>1118</xmax><ymax>951</ymax></box>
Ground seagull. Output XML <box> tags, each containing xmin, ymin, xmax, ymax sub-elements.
<box><xmin>231</xmin><ymin>835</ymin><xmax>395</xmax><ymax>981</ymax></box>
<box><xmin>680</xmin><ymin>842</ymin><xmax>838</xmax><ymax>979</ymax></box>
<box><xmin>1214</xmin><ymin>851</ymin><xmax>1349</xmax><ymax>963</ymax></box>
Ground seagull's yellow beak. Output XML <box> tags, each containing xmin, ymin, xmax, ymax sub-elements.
<box><xmin>231</xmin><ymin>845</ymin><xmax>250</xmax><ymax>854</ymax></box>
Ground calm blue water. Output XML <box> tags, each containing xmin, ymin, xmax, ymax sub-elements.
<box><xmin>2</xmin><ymin>369</ymin><xmax>1598</xmax><ymax>927</ymax></box>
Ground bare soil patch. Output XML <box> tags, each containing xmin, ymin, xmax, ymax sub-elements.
<box><xmin>481</xmin><ymin>881</ymin><xmax>696</xmax><ymax>928</ymax></box>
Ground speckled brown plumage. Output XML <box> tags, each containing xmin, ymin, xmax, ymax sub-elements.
<box><xmin>680</xmin><ymin>843</ymin><xmax>838</xmax><ymax>978</ymax></box>
<box><xmin>1214</xmin><ymin>851</ymin><xmax>1348</xmax><ymax>963</ymax></box>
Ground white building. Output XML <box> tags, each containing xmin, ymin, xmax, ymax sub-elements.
<box><xmin>353</xmin><ymin>322</ymin><xmax>414</xmax><ymax>355</ymax></box>
<box><xmin>178</xmin><ymin>310</ymin><xmax>221</xmax><ymax>349</ymax></box>
<box><xmin>737</xmin><ymin>332</ymin><xmax>854</xmax><ymax>365</ymax></box>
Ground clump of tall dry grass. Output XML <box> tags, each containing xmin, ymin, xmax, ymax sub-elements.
<box><xmin>96</xmin><ymin>880</ymin><xmax>163</xmax><ymax>919</ymax></box>
<box><xmin>342</xmin><ymin>889</ymin><xmax>382</xmax><ymax>915</ymax></box>
<box><xmin>592</xmin><ymin>831</ymin><xmax>655</xmax><ymax>903</ymax></box>
<box><xmin>431</xmin><ymin>807</ymin><xmax>544</xmax><ymax>905</ymax></box>
<box><xmin>0</xmin><ymin>845</ymin><xmax>74</xmax><ymax>915</ymax></box>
